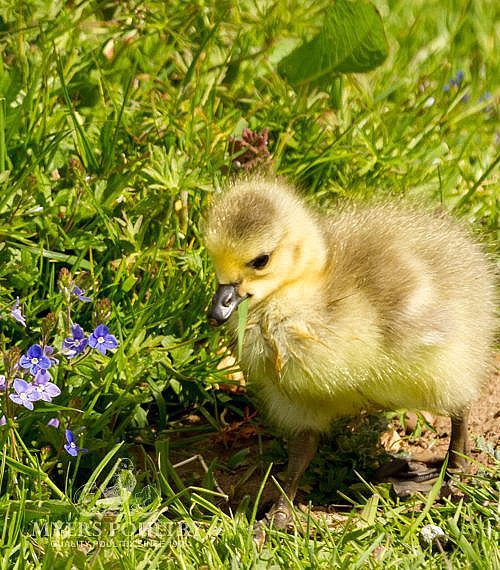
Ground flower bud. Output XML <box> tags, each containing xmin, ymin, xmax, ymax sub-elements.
<box><xmin>93</xmin><ymin>298</ymin><xmax>112</xmax><ymax>327</ymax></box>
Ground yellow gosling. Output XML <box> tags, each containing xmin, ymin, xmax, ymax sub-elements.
<box><xmin>204</xmin><ymin>175</ymin><xmax>496</xmax><ymax>529</ymax></box>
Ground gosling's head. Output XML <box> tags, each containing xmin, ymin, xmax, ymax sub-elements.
<box><xmin>204</xmin><ymin>177</ymin><xmax>327</xmax><ymax>325</ymax></box>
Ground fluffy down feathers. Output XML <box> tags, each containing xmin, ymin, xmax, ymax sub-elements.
<box><xmin>204</xmin><ymin>177</ymin><xmax>496</xmax><ymax>435</ymax></box>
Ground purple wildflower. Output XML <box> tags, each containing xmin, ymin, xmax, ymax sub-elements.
<box><xmin>62</xmin><ymin>324</ymin><xmax>89</xmax><ymax>358</ymax></box>
<box><xmin>11</xmin><ymin>298</ymin><xmax>26</xmax><ymax>327</ymax></box>
<box><xmin>33</xmin><ymin>369</ymin><xmax>52</xmax><ymax>385</ymax></box>
<box><xmin>72</xmin><ymin>286</ymin><xmax>91</xmax><ymax>302</ymax></box>
<box><xmin>88</xmin><ymin>324</ymin><xmax>118</xmax><ymax>355</ymax></box>
<box><xmin>43</xmin><ymin>345</ymin><xmax>59</xmax><ymax>366</ymax></box>
<box><xmin>64</xmin><ymin>430</ymin><xmax>87</xmax><ymax>456</ymax></box>
<box><xmin>33</xmin><ymin>380</ymin><xmax>61</xmax><ymax>403</ymax></box>
<box><xmin>9</xmin><ymin>379</ymin><xmax>39</xmax><ymax>411</ymax></box>
<box><xmin>0</xmin><ymin>375</ymin><xmax>6</xmax><ymax>390</ymax></box>
<box><xmin>444</xmin><ymin>70</ymin><xmax>464</xmax><ymax>91</ymax></box>
<box><xmin>19</xmin><ymin>344</ymin><xmax>52</xmax><ymax>375</ymax></box>
<box><xmin>0</xmin><ymin>415</ymin><xmax>6</xmax><ymax>426</ymax></box>
<box><xmin>47</xmin><ymin>418</ymin><xmax>60</xmax><ymax>428</ymax></box>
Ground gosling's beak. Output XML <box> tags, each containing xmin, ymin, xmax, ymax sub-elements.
<box><xmin>208</xmin><ymin>283</ymin><xmax>245</xmax><ymax>326</ymax></box>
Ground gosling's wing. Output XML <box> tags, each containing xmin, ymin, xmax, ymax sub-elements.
<box><xmin>322</xmin><ymin>203</ymin><xmax>492</xmax><ymax>350</ymax></box>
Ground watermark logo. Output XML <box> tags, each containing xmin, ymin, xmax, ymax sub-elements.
<box><xmin>30</xmin><ymin>519</ymin><xmax>186</xmax><ymax>550</ymax></box>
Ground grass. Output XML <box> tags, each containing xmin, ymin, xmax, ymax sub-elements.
<box><xmin>0</xmin><ymin>0</ymin><xmax>498</xmax><ymax>567</ymax></box>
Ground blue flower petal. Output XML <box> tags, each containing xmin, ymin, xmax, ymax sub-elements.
<box><xmin>64</xmin><ymin>443</ymin><xmax>78</xmax><ymax>457</ymax></box>
<box><xmin>45</xmin><ymin>383</ymin><xmax>61</xmax><ymax>398</ymax></box>
<box><xmin>34</xmin><ymin>370</ymin><xmax>52</xmax><ymax>385</ymax></box>
<box><xmin>11</xmin><ymin>299</ymin><xmax>26</xmax><ymax>327</ymax></box>
<box><xmin>93</xmin><ymin>324</ymin><xmax>110</xmax><ymax>337</ymax></box>
<box><xmin>104</xmin><ymin>335</ymin><xmax>118</xmax><ymax>349</ymax></box>
<box><xmin>27</xmin><ymin>345</ymin><xmax>44</xmax><ymax>359</ymax></box>
<box><xmin>72</xmin><ymin>286</ymin><xmax>92</xmax><ymax>302</ymax></box>
<box><xmin>19</xmin><ymin>355</ymin><xmax>32</xmax><ymax>369</ymax></box>
<box><xmin>13</xmin><ymin>378</ymin><xmax>30</xmax><ymax>393</ymax></box>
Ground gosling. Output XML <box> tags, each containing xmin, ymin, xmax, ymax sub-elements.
<box><xmin>204</xmin><ymin>176</ymin><xmax>495</xmax><ymax>528</ymax></box>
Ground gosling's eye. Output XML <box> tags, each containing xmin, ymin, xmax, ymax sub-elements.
<box><xmin>248</xmin><ymin>254</ymin><xmax>270</xmax><ymax>270</ymax></box>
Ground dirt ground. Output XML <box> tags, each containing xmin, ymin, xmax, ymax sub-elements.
<box><xmin>164</xmin><ymin>355</ymin><xmax>499</xmax><ymax>516</ymax></box>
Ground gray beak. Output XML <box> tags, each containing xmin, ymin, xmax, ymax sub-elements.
<box><xmin>208</xmin><ymin>284</ymin><xmax>244</xmax><ymax>326</ymax></box>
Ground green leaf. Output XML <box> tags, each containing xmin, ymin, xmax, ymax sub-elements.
<box><xmin>76</xmin><ymin>442</ymin><xmax>124</xmax><ymax>506</ymax></box>
<box><xmin>237</xmin><ymin>297</ymin><xmax>249</xmax><ymax>360</ymax></box>
<box><xmin>0</xmin><ymin>500</ymin><xmax>76</xmax><ymax>520</ymax></box>
<box><xmin>278</xmin><ymin>0</ymin><xmax>388</xmax><ymax>87</ymax></box>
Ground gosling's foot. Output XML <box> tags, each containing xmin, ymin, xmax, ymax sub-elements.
<box><xmin>374</xmin><ymin>456</ymin><xmax>469</xmax><ymax>498</ymax></box>
<box><xmin>390</xmin><ymin>476</ymin><xmax>450</xmax><ymax>498</ymax></box>
<box><xmin>252</xmin><ymin>506</ymin><xmax>293</xmax><ymax>547</ymax></box>
<box><xmin>375</xmin><ymin>457</ymin><xmax>441</xmax><ymax>481</ymax></box>
<box><xmin>374</xmin><ymin>457</ymin><xmax>445</xmax><ymax>497</ymax></box>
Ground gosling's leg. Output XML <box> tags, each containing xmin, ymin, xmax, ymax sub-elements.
<box><xmin>447</xmin><ymin>410</ymin><xmax>470</xmax><ymax>472</ymax></box>
<box><xmin>380</xmin><ymin>410</ymin><xmax>471</xmax><ymax>497</ymax></box>
<box><xmin>253</xmin><ymin>430</ymin><xmax>319</xmax><ymax>546</ymax></box>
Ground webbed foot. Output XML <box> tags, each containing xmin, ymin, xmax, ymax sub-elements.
<box><xmin>252</xmin><ymin>505</ymin><xmax>293</xmax><ymax>547</ymax></box>
<box><xmin>373</xmin><ymin>457</ymin><xmax>441</xmax><ymax>496</ymax></box>
<box><xmin>374</xmin><ymin>455</ymin><xmax>467</xmax><ymax>498</ymax></box>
